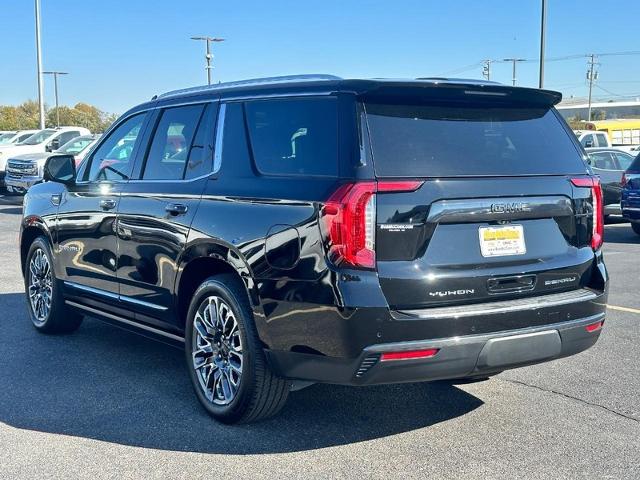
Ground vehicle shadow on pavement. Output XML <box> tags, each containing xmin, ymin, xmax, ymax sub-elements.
<box><xmin>604</xmin><ymin>224</ymin><xmax>640</xmax><ymax>244</ymax></box>
<box><xmin>0</xmin><ymin>292</ymin><xmax>483</xmax><ymax>454</ymax></box>
<box><xmin>0</xmin><ymin>207</ymin><xmax>22</xmax><ymax>215</ymax></box>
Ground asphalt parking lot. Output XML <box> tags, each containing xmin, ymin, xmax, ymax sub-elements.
<box><xmin>0</xmin><ymin>194</ymin><xmax>638</xmax><ymax>480</ymax></box>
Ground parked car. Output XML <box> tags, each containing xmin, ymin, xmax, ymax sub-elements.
<box><xmin>20</xmin><ymin>75</ymin><xmax>608</xmax><ymax>424</ymax></box>
<box><xmin>0</xmin><ymin>129</ymin><xmax>39</xmax><ymax>145</ymax></box>
<box><xmin>585</xmin><ymin>147</ymin><xmax>635</xmax><ymax>217</ymax></box>
<box><xmin>621</xmin><ymin>153</ymin><xmax>640</xmax><ymax>235</ymax></box>
<box><xmin>0</xmin><ymin>127</ymin><xmax>90</xmax><ymax>187</ymax></box>
<box><xmin>5</xmin><ymin>134</ymin><xmax>101</xmax><ymax>194</ymax></box>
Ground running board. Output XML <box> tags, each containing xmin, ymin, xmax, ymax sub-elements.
<box><xmin>65</xmin><ymin>300</ymin><xmax>184</xmax><ymax>343</ymax></box>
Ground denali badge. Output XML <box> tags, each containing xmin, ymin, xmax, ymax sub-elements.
<box><xmin>544</xmin><ymin>276</ymin><xmax>577</xmax><ymax>286</ymax></box>
<box><xmin>490</xmin><ymin>202</ymin><xmax>530</xmax><ymax>214</ymax></box>
<box><xmin>429</xmin><ymin>289</ymin><xmax>475</xmax><ymax>298</ymax></box>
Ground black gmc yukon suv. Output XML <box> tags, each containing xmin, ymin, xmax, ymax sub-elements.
<box><xmin>20</xmin><ymin>75</ymin><xmax>608</xmax><ymax>423</ymax></box>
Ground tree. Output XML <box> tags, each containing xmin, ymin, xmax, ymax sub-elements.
<box><xmin>0</xmin><ymin>100</ymin><xmax>116</xmax><ymax>132</ymax></box>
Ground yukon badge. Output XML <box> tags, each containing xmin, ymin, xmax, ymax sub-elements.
<box><xmin>490</xmin><ymin>202</ymin><xmax>530</xmax><ymax>214</ymax></box>
<box><xmin>429</xmin><ymin>289</ymin><xmax>475</xmax><ymax>298</ymax></box>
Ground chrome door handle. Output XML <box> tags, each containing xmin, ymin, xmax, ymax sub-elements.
<box><xmin>165</xmin><ymin>203</ymin><xmax>188</xmax><ymax>216</ymax></box>
<box><xmin>99</xmin><ymin>199</ymin><xmax>117</xmax><ymax>210</ymax></box>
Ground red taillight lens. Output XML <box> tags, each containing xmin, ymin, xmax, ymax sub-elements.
<box><xmin>570</xmin><ymin>176</ymin><xmax>604</xmax><ymax>250</ymax></box>
<box><xmin>621</xmin><ymin>173</ymin><xmax>628</xmax><ymax>187</ymax></box>
<box><xmin>321</xmin><ymin>180</ymin><xmax>423</xmax><ymax>269</ymax></box>
<box><xmin>380</xmin><ymin>348</ymin><xmax>440</xmax><ymax>361</ymax></box>
<box><xmin>585</xmin><ymin>320</ymin><xmax>604</xmax><ymax>333</ymax></box>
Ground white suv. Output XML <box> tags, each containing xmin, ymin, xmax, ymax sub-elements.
<box><xmin>0</xmin><ymin>127</ymin><xmax>90</xmax><ymax>187</ymax></box>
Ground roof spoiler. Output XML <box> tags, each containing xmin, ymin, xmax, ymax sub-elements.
<box><xmin>355</xmin><ymin>80</ymin><xmax>562</xmax><ymax>107</ymax></box>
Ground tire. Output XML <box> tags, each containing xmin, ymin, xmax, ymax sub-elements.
<box><xmin>24</xmin><ymin>236</ymin><xmax>83</xmax><ymax>334</ymax></box>
<box><xmin>185</xmin><ymin>274</ymin><xmax>289</xmax><ymax>424</ymax></box>
<box><xmin>632</xmin><ymin>222</ymin><xmax>640</xmax><ymax>236</ymax></box>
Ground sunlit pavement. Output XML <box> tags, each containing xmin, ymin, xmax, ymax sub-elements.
<box><xmin>0</xmin><ymin>196</ymin><xmax>638</xmax><ymax>480</ymax></box>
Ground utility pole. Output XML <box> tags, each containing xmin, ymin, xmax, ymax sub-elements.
<box><xmin>482</xmin><ymin>60</ymin><xmax>492</xmax><ymax>81</ymax></box>
<box><xmin>587</xmin><ymin>54</ymin><xmax>599</xmax><ymax>121</ymax></box>
<box><xmin>539</xmin><ymin>0</ymin><xmax>547</xmax><ymax>88</ymax></box>
<box><xmin>503</xmin><ymin>58</ymin><xmax>526</xmax><ymax>86</ymax></box>
<box><xmin>190</xmin><ymin>36</ymin><xmax>225</xmax><ymax>85</ymax></box>
<box><xmin>43</xmin><ymin>71</ymin><xmax>69</xmax><ymax>127</ymax></box>
<box><xmin>34</xmin><ymin>0</ymin><xmax>45</xmax><ymax>129</ymax></box>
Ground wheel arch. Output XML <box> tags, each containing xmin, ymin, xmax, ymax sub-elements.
<box><xmin>174</xmin><ymin>240</ymin><xmax>269</xmax><ymax>344</ymax></box>
<box><xmin>20</xmin><ymin>219</ymin><xmax>54</xmax><ymax>276</ymax></box>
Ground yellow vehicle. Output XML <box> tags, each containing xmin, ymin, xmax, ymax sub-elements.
<box><xmin>582</xmin><ymin>119</ymin><xmax>640</xmax><ymax>146</ymax></box>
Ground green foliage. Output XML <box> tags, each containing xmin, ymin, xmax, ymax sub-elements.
<box><xmin>0</xmin><ymin>100</ymin><xmax>116</xmax><ymax>132</ymax></box>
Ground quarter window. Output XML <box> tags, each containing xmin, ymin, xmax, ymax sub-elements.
<box><xmin>595</xmin><ymin>133</ymin><xmax>608</xmax><ymax>147</ymax></box>
<box><xmin>84</xmin><ymin>113</ymin><xmax>145</xmax><ymax>181</ymax></box>
<box><xmin>244</xmin><ymin>98</ymin><xmax>338</xmax><ymax>176</ymax></box>
<box><xmin>142</xmin><ymin>104</ymin><xmax>205</xmax><ymax>180</ymax></box>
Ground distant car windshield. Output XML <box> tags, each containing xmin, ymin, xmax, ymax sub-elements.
<box><xmin>20</xmin><ymin>129</ymin><xmax>57</xmax><ymax>145</ymax></box>
<box><xmin>0</xmin><ymin>133</ymin><xmax>15</xmax><ymax>144</ymax></box>
<box><xmin>57</xmin><ymin>136</ymin><xmax>94</xmax><ymax>154</ymax></box>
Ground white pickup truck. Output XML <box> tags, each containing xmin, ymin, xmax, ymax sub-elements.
<box><xmin>574</xmin><ymin>130</ymin><xmax>639</xmax><ymax>154</ymax></box>
<box><xmin>0</xmin><ymin>127</ymin><xmax>90</xmax><ymax>188</ymax></box>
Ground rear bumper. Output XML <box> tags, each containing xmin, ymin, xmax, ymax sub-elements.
<box><xmin>266</xmin><ymin>312</ymin><xmax>605</xmax><ymax>385</ymax></box>
<box><xmin>604</xmin><ymin>203</ymin><xmax>621</xmax><ymax>216</ymax></box>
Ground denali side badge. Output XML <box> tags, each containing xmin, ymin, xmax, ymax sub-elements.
<box><xmin>429</xmin><ymin>289</ymin><xmax>475</xmax><ymax>298</ymax></box>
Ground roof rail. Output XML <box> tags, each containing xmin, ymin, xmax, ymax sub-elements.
<box><xmin>158</xmin><ymin>74</ymin><xmax>342</xmax><ymax>99</ymax></box>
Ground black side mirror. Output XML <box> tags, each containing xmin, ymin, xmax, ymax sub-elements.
<box><xmin>43</xmin><ymin>154</ymin><xmax>76</xmax><ymax>185</ymax></box>
<box><xmin>46</xmin><ymin>138</ymin><xmax>60</xmax><ymax>152</ymax></box>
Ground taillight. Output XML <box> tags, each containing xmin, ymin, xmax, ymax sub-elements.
<box><xmin>621</xmin><ymin>173</ymin><xmax>628</xmax><ymax>187</ymax></box>
<box><xmin>570</xmin><ymin>176</ymin><xmax>604</xmax><ymax>250</ymax></box>
<box><xmin>321</xmin><ymin>180</ymin><xmax>423</xmax><ymax>269</ymax></box>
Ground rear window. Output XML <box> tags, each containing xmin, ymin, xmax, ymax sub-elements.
<box><xmin>245</xmin><ymin>98</ymin><xmax>338</xmax><ymax>177</ymax></box>
<box><xmin>628</xmin><ymin>152</ymin><xmax>640</xmax><ymax>172</ymax></box>
<box><xmin>365</xmin><ymin>103</ymin><xmax>586</xmax><ymax>177</ymax></box>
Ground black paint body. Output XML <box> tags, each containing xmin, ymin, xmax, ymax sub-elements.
<box><xmin>20</xmin><ymin>77</ymin><xmax>608</xmax><ymax>385</ymax></box>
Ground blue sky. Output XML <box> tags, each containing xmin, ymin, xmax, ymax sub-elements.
<box><xmin>1</xmin><ymin>0</ymin><xmax>640</xmax><ymax>115</ymax></box>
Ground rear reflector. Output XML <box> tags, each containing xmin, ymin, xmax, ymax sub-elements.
<box><xmin>380</xmin><ymin>348</ymin><xmax>440</xmax><ymax>361</ymax></box>
<box><xmin>585</xmin><ymin>320</ymin><xmax>604</xmax><ymax>333</ymax></box>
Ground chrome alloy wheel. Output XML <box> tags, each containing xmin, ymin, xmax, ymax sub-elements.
<box><xmin>192</xmin><ymin>295</ymin><xmax>243</xmax><ymax>405</ymax></box>
<box><xmin>28</xmin><ymin>248</ymin><xmax>53</xmax><ymax>324</ymax></box>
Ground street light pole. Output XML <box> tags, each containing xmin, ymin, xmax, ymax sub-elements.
<box><xmin>503</xmin><ymin>58</ymin><xmax>526</xmax><ymax>86</ymax></box>
<box><xmin>587</xmin><ymin>54</ymin><xmax>599</xmax><ymax>121</ymax></box>
<box><xmin>34</xmin><ymin>0</ymin><xmax>45</xmax><ymax>129</ymax></box>
<box><xmin>539</xmin><ymin>0</ymin><xmax>547</xmax><ymax>88</ymax></box>
<box><xmin>190</xmin><ymin>36</ymin><xmax>225</xmax><ymax>85</ymax></box>
<box><xmin>43</xmin><ymin>71</ymin><xmax>69</xmax><ymax>127</ymax></box>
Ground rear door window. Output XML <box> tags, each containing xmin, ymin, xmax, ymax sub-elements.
<box><xmin>365</xmin><ymin>103</ymin><xmax>586</xmax><ymax>177</ymax></box>
<box><xmin>614</xmin><ymin>152</ymin><xmax>634</xmax><ymax>170</ymax></box>
<box><xmin>142</xmin><ymin>104</ymin><xmax>205</xmax><ymax>180</ymax></box>
<box><xmin>244</xmin><ymin>98</ymin><xmax>338</xmax><ymax>176</ymax></box>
